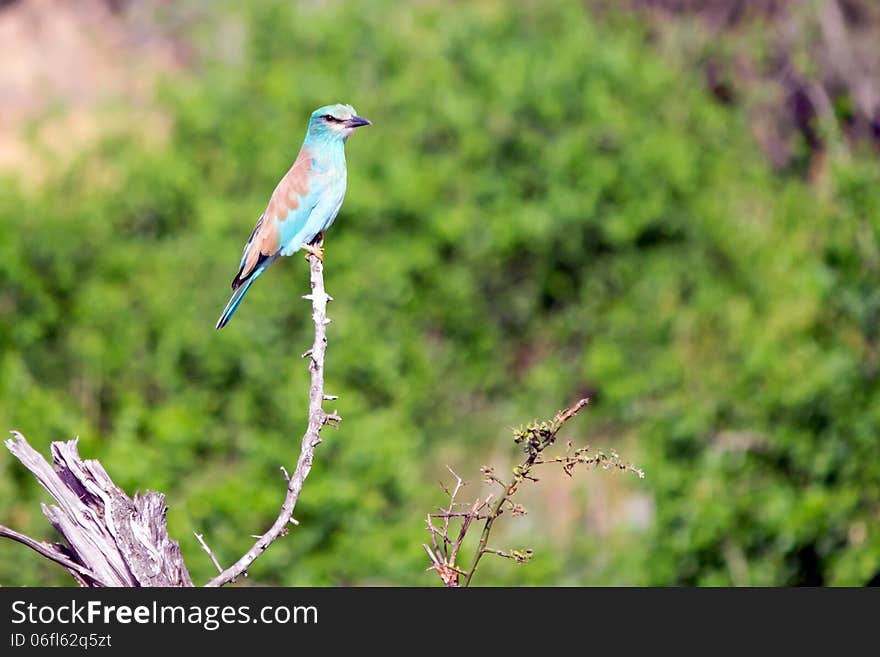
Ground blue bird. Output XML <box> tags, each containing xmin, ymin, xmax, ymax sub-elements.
<box><xmin>216</xmin><ymin>103</ymin><xmax>371</xmax><ymax>329</ymax></box>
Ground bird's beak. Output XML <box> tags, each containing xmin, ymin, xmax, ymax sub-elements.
<box><xmin>344</xmin><ymin>115</ymin><xmax>371</xmax><ymax>128</ymax></box>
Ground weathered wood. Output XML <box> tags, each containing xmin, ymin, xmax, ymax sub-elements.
<box><xmin>3</xmin><ymin>433</ymin><xmax>193</xmax><ymax>587</ymax></box>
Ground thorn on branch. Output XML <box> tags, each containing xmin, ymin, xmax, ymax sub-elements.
<box><xmin>323</xmin><ymin>411</ymin><xmax>342</xmax><ymax>428</ymax></box>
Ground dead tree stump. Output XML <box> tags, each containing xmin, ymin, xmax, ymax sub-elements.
<box><xmin>1</xmin><ymin>432</ymin><xmax>192</xmax><ymax>587</ymax></box>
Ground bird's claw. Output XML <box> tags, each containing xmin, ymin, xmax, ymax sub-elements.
<box><xmin>302</xmin><ymin>243</ymin><xmax>325</xmax><ymax>262</ymax></box>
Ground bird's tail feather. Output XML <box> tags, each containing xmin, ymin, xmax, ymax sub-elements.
<box><xmin>216</xmin><ymin>274</ymin><xmax>259</xmax><ymax>330</ymax></box>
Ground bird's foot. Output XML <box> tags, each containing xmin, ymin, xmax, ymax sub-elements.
<box><xmin>301</xmin><ymin>242</ymin><xmax>325</xmax><ymax>263</ymax></box>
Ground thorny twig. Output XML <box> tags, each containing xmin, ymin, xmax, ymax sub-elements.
<box><xmin>425</xmin><ymin>398</ymin><xmax>645</xmax><ymax>587</ymax></box>
<box><xmin>206</xmin><ymin>253</ymin><xmax>340</xmax><ymax>586</ymax></box>
<box><xmin>422</xmin><ymin>467</ymin><xmax>492</xmax><ymax>587</ymax></box>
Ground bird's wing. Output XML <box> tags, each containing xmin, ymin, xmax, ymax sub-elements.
<box><xmin>232</xmin><ymin>148</ymin><xmax>322</xmax><ymax>290</ymax></box>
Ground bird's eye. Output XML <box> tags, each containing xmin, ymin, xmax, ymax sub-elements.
<box><xmin>323</xmin><ymin>114</ymin><xmax>338</xmax><ymax>122</ymax></box>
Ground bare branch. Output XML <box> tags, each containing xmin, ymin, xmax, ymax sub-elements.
<box><xmin>206</xmin><ymin>253</ymin><xmax>338</xmax><ymax>587</ymax></box>
<box><xmin>553</xmin><ymin>397</ymin><xmax>590</xmax><ymax>430</ymax></box>
<box><xmin>194</xmin><ymin>532</ymin><xmax>223</xmax><ymax>574</ymax></box>
<box><xmin>423</xmin><ymin>467</ymin><xmax>500</xmax><ymax>587</ymax></box>
<box><xmin>442</xmin><ymin>467</ymin><xmax>463</xmax><ymax>541</ymax></box>
<box><xmin>0</xmin><ymin>523</ymin><xmax>103</xmax><ymax>586</ymax></box>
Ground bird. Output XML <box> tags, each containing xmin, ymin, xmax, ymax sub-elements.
<box><xmin>216</xmin><ymin>103</ymin><xmax>371</xmax><ymax>329</ymax></box>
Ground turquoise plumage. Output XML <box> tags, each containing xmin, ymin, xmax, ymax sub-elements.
<box><xmin>216</xmin><ymin>103</ymin><xmax>370</xmax><ymax>329</ymax></box>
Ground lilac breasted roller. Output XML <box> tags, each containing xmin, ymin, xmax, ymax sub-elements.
<box><xmin>216</xmin><ymin>103</ymin><xmax>371</xmax><ymax>329</ymax></box>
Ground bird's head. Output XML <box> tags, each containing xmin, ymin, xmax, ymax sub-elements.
<box><xmin>308</xmin><ymin>103</ymin><xmax>371</xmax><ymax>142</ymax></box>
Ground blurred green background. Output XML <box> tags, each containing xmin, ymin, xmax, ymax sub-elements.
<box><xmin>1</xmin><ymin>0</ymin><xmax>878</xmax><ymax>586</ymax></box>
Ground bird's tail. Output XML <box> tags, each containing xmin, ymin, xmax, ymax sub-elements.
<box><xmin>216</xmin><ymin>274</ymin><xmax>259</xmax><ymax>330</ymax></box>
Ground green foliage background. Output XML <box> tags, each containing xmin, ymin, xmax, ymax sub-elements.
<box><xmin>1</xmin><ymin>0</ymin><xmax>878</xmax><ymax>586</ymax></box>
